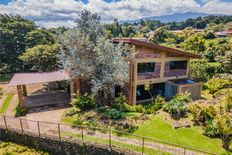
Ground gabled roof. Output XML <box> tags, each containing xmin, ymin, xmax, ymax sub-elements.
<box><xmin>112</xmin><ymin>38</ymin><xmax>201</xmax><ymax>58</ymax></box>
<box><xmin>8</xmin><ymin>70</ymin><xmax>70</xmax><ymax>86</ymax></box>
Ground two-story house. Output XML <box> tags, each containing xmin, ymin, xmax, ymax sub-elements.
<box><xmin>112</xmin><ymin>38</ymin><xmax>202</xmax><ymax>105</ymax></box>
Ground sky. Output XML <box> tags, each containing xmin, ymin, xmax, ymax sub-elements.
<box><xmin>0</xmin><ymin>0</ymin><xmax>232</xmax><ymax>28</ymax></box>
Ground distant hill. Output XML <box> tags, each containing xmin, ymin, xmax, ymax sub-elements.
<box><xmin>121</xmin><ymin>12</ymin><xmax>225</xmax><ymax>23</ymax></box>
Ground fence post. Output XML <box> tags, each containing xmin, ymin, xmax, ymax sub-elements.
<box><xmin>58</xmin><ymin>123</ymin><xmax>61</xmax><ymax>141</ymax></box>
<box><xmin>3</xmin><ymin>115</ymin><xmax>7</xmax><ymax>130</ymax></box>
<box><xmin>109</xmin><ymin>128</ymin><xmax>111</xmax><ymax>149</ymax></box>
<box><xmin>142</xmin><ymin>137</ymin><xmax>144</xmax><ymax>155</ymax></box>
<box><xmin>184</xmin><ymin>147</ymin><xmax>186</xmax><ymax>155</ymax></box>
<box><xmin>19</xmin><ymin>118</ymin><xmax>23</xmax><ymax>133</ymax></box>
<box><xmin>37</xmin><ymin>121</ymin><xmax>40</xmax><ymax>137</ymax></box>
<box><xmin>81</xmin><ymin>127</ymin><xmax>84</xmax><ymax>141</ymax></box>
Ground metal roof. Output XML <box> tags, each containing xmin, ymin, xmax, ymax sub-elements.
<box><xmin>8</xmin><ymin>70</ymin><xmax>70</xmax><ymax>86</ymax></box>
<box><xmin>112</xmin><ymin>38</ymin><xmax>201</xmax><ymax>58</ymax></box>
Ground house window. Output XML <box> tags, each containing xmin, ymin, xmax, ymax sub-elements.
<box><xmin>137</xmin><ymin>62</ymin><xmax>155</xmax><ymax>73</ymax></box>
<box><xmin>169</xmin><ymin>61</ymin><xmax>187</xmax><ymax>70</ymax></box>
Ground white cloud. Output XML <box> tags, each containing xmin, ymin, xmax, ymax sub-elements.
<box><xmin>198</xmin><ymin>0</ymin><xmax>232</xmax><ymax>15</ymax></box>
<box><xmin>0</xmin><ymin>0</ymin><xmax>231</xmax><ymax>28</ymax></box>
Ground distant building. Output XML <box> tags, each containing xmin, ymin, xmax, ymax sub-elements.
<box><xmin>169</xmin><ymin>29</ymin><xmax>204</xmax><ymax>34</ymax></box>
<box><xmin>215</xmin><ymin>30</ymin><xmax>232</xmax><ymax>37</ymax></box>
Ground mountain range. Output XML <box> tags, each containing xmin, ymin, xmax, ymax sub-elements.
<box><xmin>121</xmin><ymin>12</ymin><xmax>226</xmax><ymax>23</ymax></box>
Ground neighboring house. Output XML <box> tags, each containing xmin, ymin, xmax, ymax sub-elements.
<box><xmin>215</xmin><ymin>30</ymin><xmax>232</xmax><ymax>37</ymax></box>
<box><xmin>169</xmin><ymin>29</ymin><xmax>204</xmax><ymax>34</ymax></box>
<box><xmin>112</xmin><ymin>38</ymin><xmax>202</xmax><ymax>105</ymax></box>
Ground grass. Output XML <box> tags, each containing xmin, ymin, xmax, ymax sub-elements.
<box><xmin>132</xmin><ymin>115</ymin><xmax>226</xmax><ymax>154</ymax></box>
<box><xmin>62</xmin><ymin>131</ymin><xmax>172</xmax><ymax>155</ymax></box>
<box><xmin>0</xmin><ymin>141</ymin><xmax>48</xmax><ymax>155</ymax></box>
<box><xmin>61</xmin><ymin>108</ymin><xmax>229</xmax><ymax>154</ymax></box>
<box><xmin>0</xmin><ymin>94</ymin><xmax>14</xmax><ymax>113</ymax></box>
<box><xmin>0</xmin><ymin>74</ymin><xmax>12</xmax><ymax>83</ymax></box>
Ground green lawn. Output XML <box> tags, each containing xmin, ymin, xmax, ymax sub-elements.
<box><xmin>0</xmin><ymin>94</ymin><xmax>14</xmax><ymax>113</ymax></box>
<box><xmin>132</xmin><ymin>115</ymin><xmax>226</xmax><ymax>154</ymax></box>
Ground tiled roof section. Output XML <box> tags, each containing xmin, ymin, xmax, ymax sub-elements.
<box><xmin>112</xmin><ymin>38</ymin><xmax>201</xmax><ymax>58</ymax></box>
<box><xmin>8</xmin><ymin>70</ymin><xmax>70</xmax><ymax>86</ymax></box>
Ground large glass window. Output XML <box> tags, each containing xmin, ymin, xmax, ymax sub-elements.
<box><xmin>169</xmin><ymin>61</ymin><xmax>187</xmax><ymax>70</ymax></box>
<box><xmin>136</xmin><ymin>83</ymin><xmax>165</xmax><ymax>101</ymax></box>
<box><xmin>137</xmin><ymin>62</ymin><xmax>155</xmax><ymax>73</ymax></box>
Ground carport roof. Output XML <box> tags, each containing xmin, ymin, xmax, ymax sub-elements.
<box><xmin>8</xmin><ymin>70</ymin><xmax>70</xmax><ymax>86</ymax></box>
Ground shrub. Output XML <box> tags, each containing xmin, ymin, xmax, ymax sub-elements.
<box><xmin>131</xmin><ymin>105</ymin><xmax>146</xmax><ymax>113</ymax></box>
<box><xmin>15</xmin><ymin>105</ymin><xmax>27</xmax><ymax>117</ymax></box>
<box><xmin>188</xmin><ymin>103</ymin><xmax>217</xmax><ymax>124</ymax></box>
<box><xmin>112</xmin><ymin>93</ymin><xmax>132</xmax><ymax>112</ymax></box>
<box><xmin>203</xmin><ymin>78</ymin><xmax>231</xmax><ymax>94</ymax></box>
<box><xmin>103</xmin><ymin>109</ymin><xmax>125</xmax><ymax>120</ymax></box>
<box><xmin>203</xmin><ymin>120</ymin><xmax>219</xmax><ymax>138</ymax></box>
<box><xmin>163</xmin><ymin>94</ymin><xmax>190</xmax><ymax>117</ymax></box>
<box><xmin>65</xmin><ymin>108</ymin><xmax>79</xmax><ymax>117</ymax></box>
<box><xmin>71</xmin><ymin>93</ymin><xmax>96</xmax><ymax>111</ymax></box>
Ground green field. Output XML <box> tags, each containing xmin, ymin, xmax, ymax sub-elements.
<box><xmin>0</xmin><ymin>94</ymin><xmax>14</xmax><ymax>113</ymax></box>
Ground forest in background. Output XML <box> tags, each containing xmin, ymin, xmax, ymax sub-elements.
<box><xmin>0</xmin><ymin>13</ymin><xmax>232</xmax><ymax>82</ymax></box>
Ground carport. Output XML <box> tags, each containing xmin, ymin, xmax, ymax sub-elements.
<box><xmin>8</xmin><ymin>70</ymin><xmax>79</xmax><ymax>108</ymax></box>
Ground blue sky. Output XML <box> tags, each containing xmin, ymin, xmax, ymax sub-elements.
<box><xmin>0</xmin><ymin>0</ymin><xmax>232</xmax><ymax>27</ymax></box>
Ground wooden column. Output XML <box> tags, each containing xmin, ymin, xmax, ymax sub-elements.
<box><xmin>70</xmin><ymin>79</ymin><xmax>74</xmax><ymax>95</ymax></box>
<box><xmin>75</xmin><ymin>78</ymin><xmax>81</xmax><ymax>94</ymax></box>
<box><xmin>22</xmin><ymin>85</ymin><xmax>27</xmax><ymax>96</ymax></box>
<box><xmin>17</xmin><ymin>85</ymin><xmax>25</xmax><ymax>107</ymax></box>
<box><xmin>128</xmin><ymin>60</ymin><xmax>133</xmax><ymax>105</ymax></box>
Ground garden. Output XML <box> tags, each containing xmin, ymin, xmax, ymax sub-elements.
<box><xmin>61</xmin><ymin>78</ymin><xmax>232</xmax><ymax>154</ymax></box>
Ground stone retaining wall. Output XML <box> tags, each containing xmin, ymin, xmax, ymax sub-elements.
<box><xmin>0</xmin><ymin>128</ymin><xmax>137</xmax><ymax>155</ymax></box>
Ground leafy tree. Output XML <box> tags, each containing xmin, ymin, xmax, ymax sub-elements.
<box><xmin>25</xmin><ymin>29</ymin><xmax>55</xmax><ymax>48</ymax></box>
<box><xmin>19</xmin><ymin>45</ymin><xmax>58</xmax><ymax>71</ymax></box>
<box><xmin>189</xmin><ymin>60</ymin><xmax>210</xmax><ymax>82</ymax></box>
<box><xmin>75</xmin><ymin>10</ymin><xmax>103</xmax><ymax>43</ymax></box>
<box><xmin>105</xmin><ymin>19</ymin><xmax>123</xmax><ymax>38</ymax></box>
<box><xmin>214</xmin><ymin>90</ymin><xmax>232</xmax><ymax>151</ymax></box>
<box><xmin>59</xmin><ymin>11</ymin><xmax>132</xmax><ymax>104</ymax></box>
<box><xmin>0</xmin><ymin>14</ymin><xmax>36</xmax><ymax>72</ymax></box>
<box><xmin>91</xmin><ymin>37</ymin><xmax>132</xmax><ymax>103</ymax></box>
<box><xmin>181</xmin><ymin>34</ymin><xmax>205</xmax><ymax>53</ymax></box>
<box><xmin>218</xmin><ymin>51</ymin><xmax>232</xmax><ymax>73</ymax></box>
<box><xmin>149</xmin><ymin>26</ymin><xmax>176</xmax><ymax>44</ymax></box>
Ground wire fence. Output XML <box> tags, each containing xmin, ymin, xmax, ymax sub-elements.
<box><xmin>0</xmin><ymin>115</ymin><xmax>216</xmax><ymax>155</ymax></box>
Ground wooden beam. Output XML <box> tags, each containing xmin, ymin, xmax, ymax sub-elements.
<box><xmin>70</xmin><ymin>79</ymin><xmax>74</xmax><ymax>96</ymax></box>
<box><xmin>17</xmin><ymin>85</ymin><xmax>25</xmax><ymax>107</ymax></box>
<box><xmin>22</xmin><ymin>85</ymin><xmax>27</xmax><ymax>96</ymax></box>
<box><xmin>75</xmin><ymin>78</ymin><xmax>81</xmax><ymax>94</ymax></box>
<box><xmin>128</xmin><ymin>60</ymin><xmax>133</xmax><ymax>105</ymax></box>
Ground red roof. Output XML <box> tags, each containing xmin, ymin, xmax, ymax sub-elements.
<box><xmin>112</xmin><ymin>38</ymin><xmax>201</xmax><ymax>58</ymax></box>
<box><xmin>8</xmin><ymin>70</ymin><xmax>70</xmax><ymax>86</ymax></box>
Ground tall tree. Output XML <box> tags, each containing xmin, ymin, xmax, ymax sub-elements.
<box><xmin>25</xmin><ymin>29</ymin><xmax>55</xmax><ymax>49</ymax></box>
<box><xmin>59</xmin><ymin>10</ymin><xmax>133</xmax><ymax>103</ymax></box>
<box><xmin>20</xmin><ymin>44</ymin><xmax>58</xmax><ymax>71</ymax></box>
<box><xmin>0</xmin><ymin>14</ymin><xmax>36</xmax><ymax>72</ymax></box>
